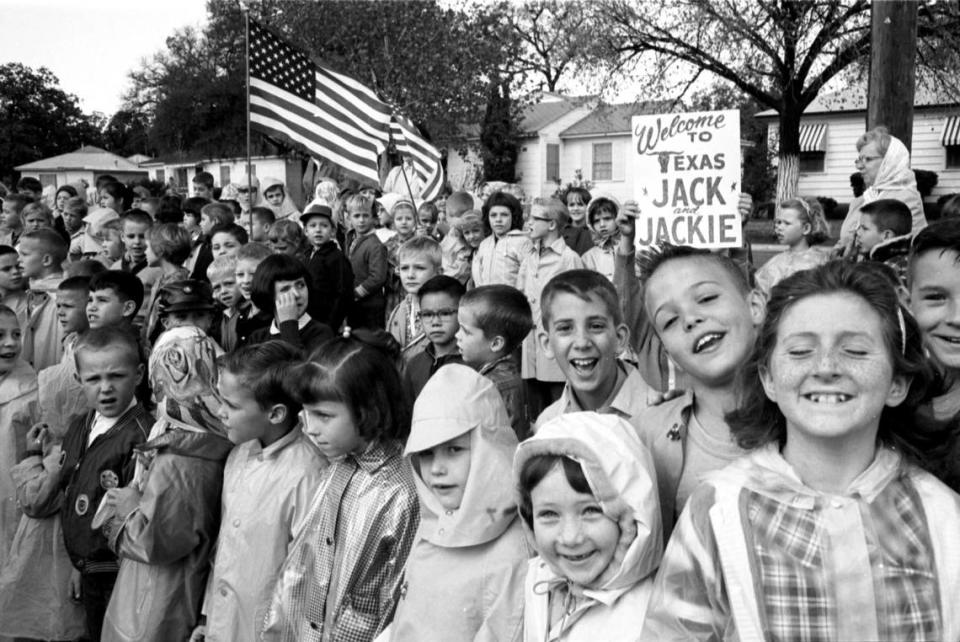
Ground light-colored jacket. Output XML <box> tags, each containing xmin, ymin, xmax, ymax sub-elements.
<box><xmin>643</xmin><ymin>445</ymin><xmax>960</xmax><ymax>641</ymax></box>
<box><xmin>0</xmin><ymin>360</ymin><xmax>37</xmax><ymax>566</ymax></box>
<box><xmin>390</xmin><ymin>365</ymin><xmax>530</xmax><ymax>642</ymax></box>
<box><xmin>101</xmin><ymin>429</ymin><xmax>234</xmax><ymax>642</ymax></box>
<box><xmin>202</xmin><ymin>428</ymin><xmax>327</xmax><ymax>642</ymax></box>
<box><xmin>516</xmin><ymin>413</ymin><xmax>663</xmax><ymax>642</ymax></box>
<box><xmin>472</xmin><ymin>231</ymin><xmax>532</xmax><ymax>288</ymax></box>
<box><xmin>518</xmin><ymin>238</ymin><xmax>584</xmax><ymax>381</ymax></box>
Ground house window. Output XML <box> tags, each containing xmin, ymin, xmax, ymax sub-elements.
<box><xmin>156</xmin><ymin>169</ymin><xmax>165</xmax><ymax>183</ymax></box>
<box><xmin>38</xmin><ymin>173</ymin><xmax>57</xmax><ymax>188</ymax></box>
<box><xmin>799</xmin><ymin>151</ymin><xmax>825</xmax><ymax>173</ymax></box>
<box><xmin>546</xmin><ymin>144</ymin><xmax>559</xmax><ymax>182</ymax></box>
<box><xmin>948</xmin><ymin>146</ymin><xmax>960</xmax><ymax>169</ymax></box>
<box><xmin>220</xmin><ymin>165</ymin><xmax>231</xmax><ymax>186</ymax></box>
<box><xmin>592</xmin><ymin>143</ymin><xmax>612</xmax><ymax>181</ymax></box>
<box><xmin>175</xmin><ymin>167</ymin><xmax>188</xmax><ymax>188</ymax></box>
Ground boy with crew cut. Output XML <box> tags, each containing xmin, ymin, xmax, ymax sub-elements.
<box><xmin>345</xmin><ymin>192</ymin><xmax>388</xmax><ymax>330</ymax></box>
<box><xmin>13</xmin><ymin>327</ymin><xmax>152</xmax><ymax>641</ymax></box>
<box><xmin>86</xmin><ymin>270</ymin><xmax>145</xmax><ymax>332</ymax></box>
<box><xmin>388</xmin><ymin>236</ymin><xmax>442</xmax><ymax>353</ymax></box>
<box><xmin>192</xmin><ymin>341</ymin><xmax>326</xmax><ymax>642</ymax></box>
<box><xmin>232</xmin><ymin>242</ymin><xmax>273</xmax><ymax>348</ymax></box>
<box><xmin>517</xmin><ymin>198</ymin><xmax>583</xmax><ymax>415</ymax></box>
<box><xmin>457</xmin><ymin>284</ymin><xmax>534</xmax><ymax>441</ymax></box>
<box><xmin>302</xmin><ymin>204</ymin><xmax>353</xmax><ymax>331</ymax></box>
<box><xmin>857</xmin><ymin>197</ymin><xmax>913</xmax><ymax>289</ymax></box>
<box><xmin>21</xmin><ymin>228</ymin><xmax>68</xmax><ymax>370</ymax></box>
<box><xmin>402</xmin><ymin>275</ymin><xmax>465</xmax><ymax>400</ymax></box>
<box><xmin>192</xmin><ymin>171</ymin><xmax>215</xmax><ymax>201</ymax></box>
<box><xmin>207</xmin><ymin>255</ymin><xmax>241</xmax><ymax>351</ymax></box>
<box><xmin>39</xmin><ymin>276</ymin><xmax>93</xmax><ymax>432</ymax></box>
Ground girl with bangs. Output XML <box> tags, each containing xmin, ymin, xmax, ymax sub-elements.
<box><xmin>263</xmin><ymin>331</ymin><xmax>419</xmax><ymax>642</ymax></box>
<box><xmin>644</xmin><ymin>261</ymin><xmax>960</xmax><ymax>641</ymax></box>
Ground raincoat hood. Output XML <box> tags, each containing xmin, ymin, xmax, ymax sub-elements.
<box><xmin>85</xmin><ymin>207</ymin><xmax>119</xmax><ymax>238</ymax></box>
<box><xmin>514</xmin><ymin>412</ymin><xmax>662</xmax><ymax>595</ymax></box>
<box><xmin>863</xmin><ymin>135</ymin><xmax>920</xmax><ymax>202</ymax></box>
<box><xmin>407</xmin><ymin>363</ymin><xmax>520</xmax><ymax>548</ymax></box>
<box><xmin>586</xmin><ymin>192</ymin><xmax>621</xmax><ymax>216</ymax></box>
<box><xmin>260</xmin><ymin>176</ymin><xmax>299</xmax><ymax>219</ymax></box>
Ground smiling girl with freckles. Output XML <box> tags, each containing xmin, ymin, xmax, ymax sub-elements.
<box><xmin>644</xmin><ymin>261</ymin><xmax>960</xmax><ymax>641</ymax></box>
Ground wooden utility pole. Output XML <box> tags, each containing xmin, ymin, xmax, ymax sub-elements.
<box><xmin>867</xmin><ymin>1</ymin><xmax>919</xmax><ymax>150</ymax></box>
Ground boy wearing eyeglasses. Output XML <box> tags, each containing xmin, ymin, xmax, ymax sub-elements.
<box><xmin>402</xmin><ymin>275</ymin><xmax>465</xmax><ymax>400</ymax></box>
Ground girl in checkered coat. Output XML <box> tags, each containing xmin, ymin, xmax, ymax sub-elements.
<box><xmin>643</xmin><ymin>261</ymin><xmax>960</xmax><ymax>641</ymax></box>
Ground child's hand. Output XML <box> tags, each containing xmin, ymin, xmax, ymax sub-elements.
<box><xmin>618</xmin><ymin>201</ymin><xmax>639</xmax><ymax>239</ymax></box>
<box><xmin>275</xmin><ymin>290</ymin><xmax>300</xmax><ymax>324</ymax></box>
<box><xmin>26</xmin><ymin>422</ymin><xmax>49</xmax><ymax>451</ymax></box>
<box><xmin>69</xmin><ymin>568</ymin><xmax>81</xmax><ymax>602</ymax></box>
<box><xmin>189</xmin><ymin>624</ymin><xmax>207</xmax><ymax>642</ymax></box>
<box><xmin>102</xmin><ymin>486</ymin><xmax>142</xmax><ymax>521</ymax></box>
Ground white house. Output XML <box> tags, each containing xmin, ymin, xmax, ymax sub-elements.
<box><xmin>757</xmin><ymin>86</ymin><xmax>960</xmax><ymax>203</ymax></box>
<box><xmin>447</xmin><ymin>95</ymin><xmax>692</xmax><ymax>203</ymax></box>
<box><xmin>139</xmin><ymin>153</ymin><xmax>307</xmax><ymax>207</ymax></box>
<box><xmin>15</xmin><ymin>145</ymin><xmax>148</xmax><ymax>189</ymax></box>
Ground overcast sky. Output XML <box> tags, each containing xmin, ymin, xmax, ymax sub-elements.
<box><xmin>0</xmin><ymin>0</ymin><xmax>209</xmax><ymax>116</ymax></box>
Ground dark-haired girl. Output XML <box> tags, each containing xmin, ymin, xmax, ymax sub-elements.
<box><xmin>263</xmin><ymin>334</ymin><xmax>419</xmax><ymax>641</ymax></box>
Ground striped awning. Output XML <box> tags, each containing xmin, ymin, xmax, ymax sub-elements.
<box><xmin>942</xmin><ymin>116</ymin><xmax>960</xmax><ymax>146</ymax></box>
<box><xmin>799</xmin><ymin>124</ymin><xmax>828</xmax><ymax>152</ymax></box>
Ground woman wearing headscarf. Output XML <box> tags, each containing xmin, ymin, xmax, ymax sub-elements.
<box><xmin>837</xmin><ymin>126</ymin><xmax>926</xmax><ymax>257</ymax></box>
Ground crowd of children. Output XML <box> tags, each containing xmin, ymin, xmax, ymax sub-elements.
<box><xmin>0</xmin><ymin>168</ymin><xmax>959</xmax><ymax>642</ymax></box>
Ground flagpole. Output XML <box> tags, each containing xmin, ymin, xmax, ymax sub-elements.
<box><xmin>245</xmin><ymin>8</ymin><xmax>253</xmax><ymax>233</ymax></box>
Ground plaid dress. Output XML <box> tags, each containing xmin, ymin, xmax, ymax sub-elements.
<box><xmin>643</xmin><ymin>444</ymin><xmax>960</xmax><ymax>641</ymax></box>
<box><xmin>262</xmin><ymin>439</ymin><xmax>419</xmax><ymax>642</ymax></box>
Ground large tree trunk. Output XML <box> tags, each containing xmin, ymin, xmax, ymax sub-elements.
<box><xmin>867</xmin><ymin>1</ymin><xmax>918</xmax><ymax>149</ymax></box>
<box><xmin>776</xmin><ymin>153</ymin><xmax>799</xmax><ymax>202</ymax></box>
<box><xmin>774</xmin><ymin>105</ymin><xmax>802</xmax><ymax>202</ymax></box>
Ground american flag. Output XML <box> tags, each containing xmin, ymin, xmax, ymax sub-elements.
<box><xmin>248</xmin><ymin>20</ymin><xmax>444</xmax><ymax>198</ymax></box>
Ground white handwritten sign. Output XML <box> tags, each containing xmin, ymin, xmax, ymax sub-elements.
<box><xmin>631</xmin><ymin>110</ymin><xmax>741</xmax><ymax>249</ymax></box>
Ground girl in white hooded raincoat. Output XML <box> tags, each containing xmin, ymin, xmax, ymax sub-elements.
<box><xmin>515</xmin><ymin>412</ymin><xmax>663</xmax><ymax>641</ymax></box>
<box><xmin>388</xmin><ymin>364</ymin><xmax>530</xmax><ymax>642</ymax></box>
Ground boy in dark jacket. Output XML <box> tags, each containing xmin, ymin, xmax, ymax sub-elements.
<box><xmin>302</xmin><ymin>204</ymin><xmax>353</xmax><ymax>331</ymax></box>
<box><xmin>344</xmin><ymin>193</ymin><xmax>388</xmax><ymax>329</ymax></box>
<box><xmin>14</xmin><ymin>326</ymin><xmax>152</xmax><ymax>641</ymax></box>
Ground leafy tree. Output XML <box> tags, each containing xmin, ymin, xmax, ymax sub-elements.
<box><xmin>0</xmin><ymin>63</ymin><xmax>104</xmax><ymax>183</ymax></box>
<box><xmin>102</xmin><ymin>109</ymin><xmax>152</xmax><ymax>157</ymax></box>
<box><xmin>593</xmin><ymin>0</ymin><xmax>960</xmax><ymax>200</ymax></box>
<box><xmin>480</xmin><ymin>78</ymin><xmax>520</xmax><ymax>182</ymax></box>
<box><xmin>504</xmin><ymin>1</ymin><xmax>599</xmax><ymax>93</ymax></box>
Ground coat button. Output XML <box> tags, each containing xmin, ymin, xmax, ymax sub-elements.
<box><xmin>233</xmin><ymin>519</ymin><xmax>241</xmax><ymax>527</ymax></box>
<box><xmin>220</xmin><ymin>588</ymin><xmax>227</xmax><ymax>597</ymax></box>
<box><xmin>325</xmin><ymin>536</ymin><xmax>333</xmax><ymax>545</ymax></box>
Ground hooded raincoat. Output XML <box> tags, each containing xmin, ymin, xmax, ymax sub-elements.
<box><xmin>262</xmin><ymin>177</ymin><xmax>301</xmax><ymax>222</ymax></box>
<box><xmin>390</xmin><ymin>364</ymin><xmax>530</xmax><ymax>642</ymax></box>
<box><xmin>0</xmin><ymin>359</ymin><xmax>37</xmax><ymax>565</ymax></box>
<box><xmin>100</xmin><ymin>428</ymin><xmax>234</xmax><ymax>642</ymax></box>
<box><xmin>515</xmin><ymin>412</ymin><xmax>663</xmax><ymax>642</ymax></box>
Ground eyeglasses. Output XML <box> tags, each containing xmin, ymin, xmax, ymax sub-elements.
<box><xmin>856</xmin><ymin>155</ymin><xmax>882</xmax><ymax>165</ymax></box>
<box><xmin>417</xmin><ymin>308</ymin><xmax>458</xmax><ymax>322</ymax></box>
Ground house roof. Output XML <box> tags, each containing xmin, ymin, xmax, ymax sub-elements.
<box><xmin>139</xmin><ymin>152</ymin><xmax>285</xmax><ymax>167</ymax></box>
<box><xmin>755</xmin><ymin>84</ymin><xmax>960</xmax><ymax>118</ymax></box>
<box><xmin>15</xmin><ymin>145</ymin><xmax>146</xmax><ymax>172</ymax></box>
<box><xmin>458</xmin><ymin>93</ymin><xmax>595</xmax><ymax>139</ymax></box>
<box><xmin>560</xmin><ymin>101</ymin><xmax>673</xmax><ymax>137</ymax></box>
